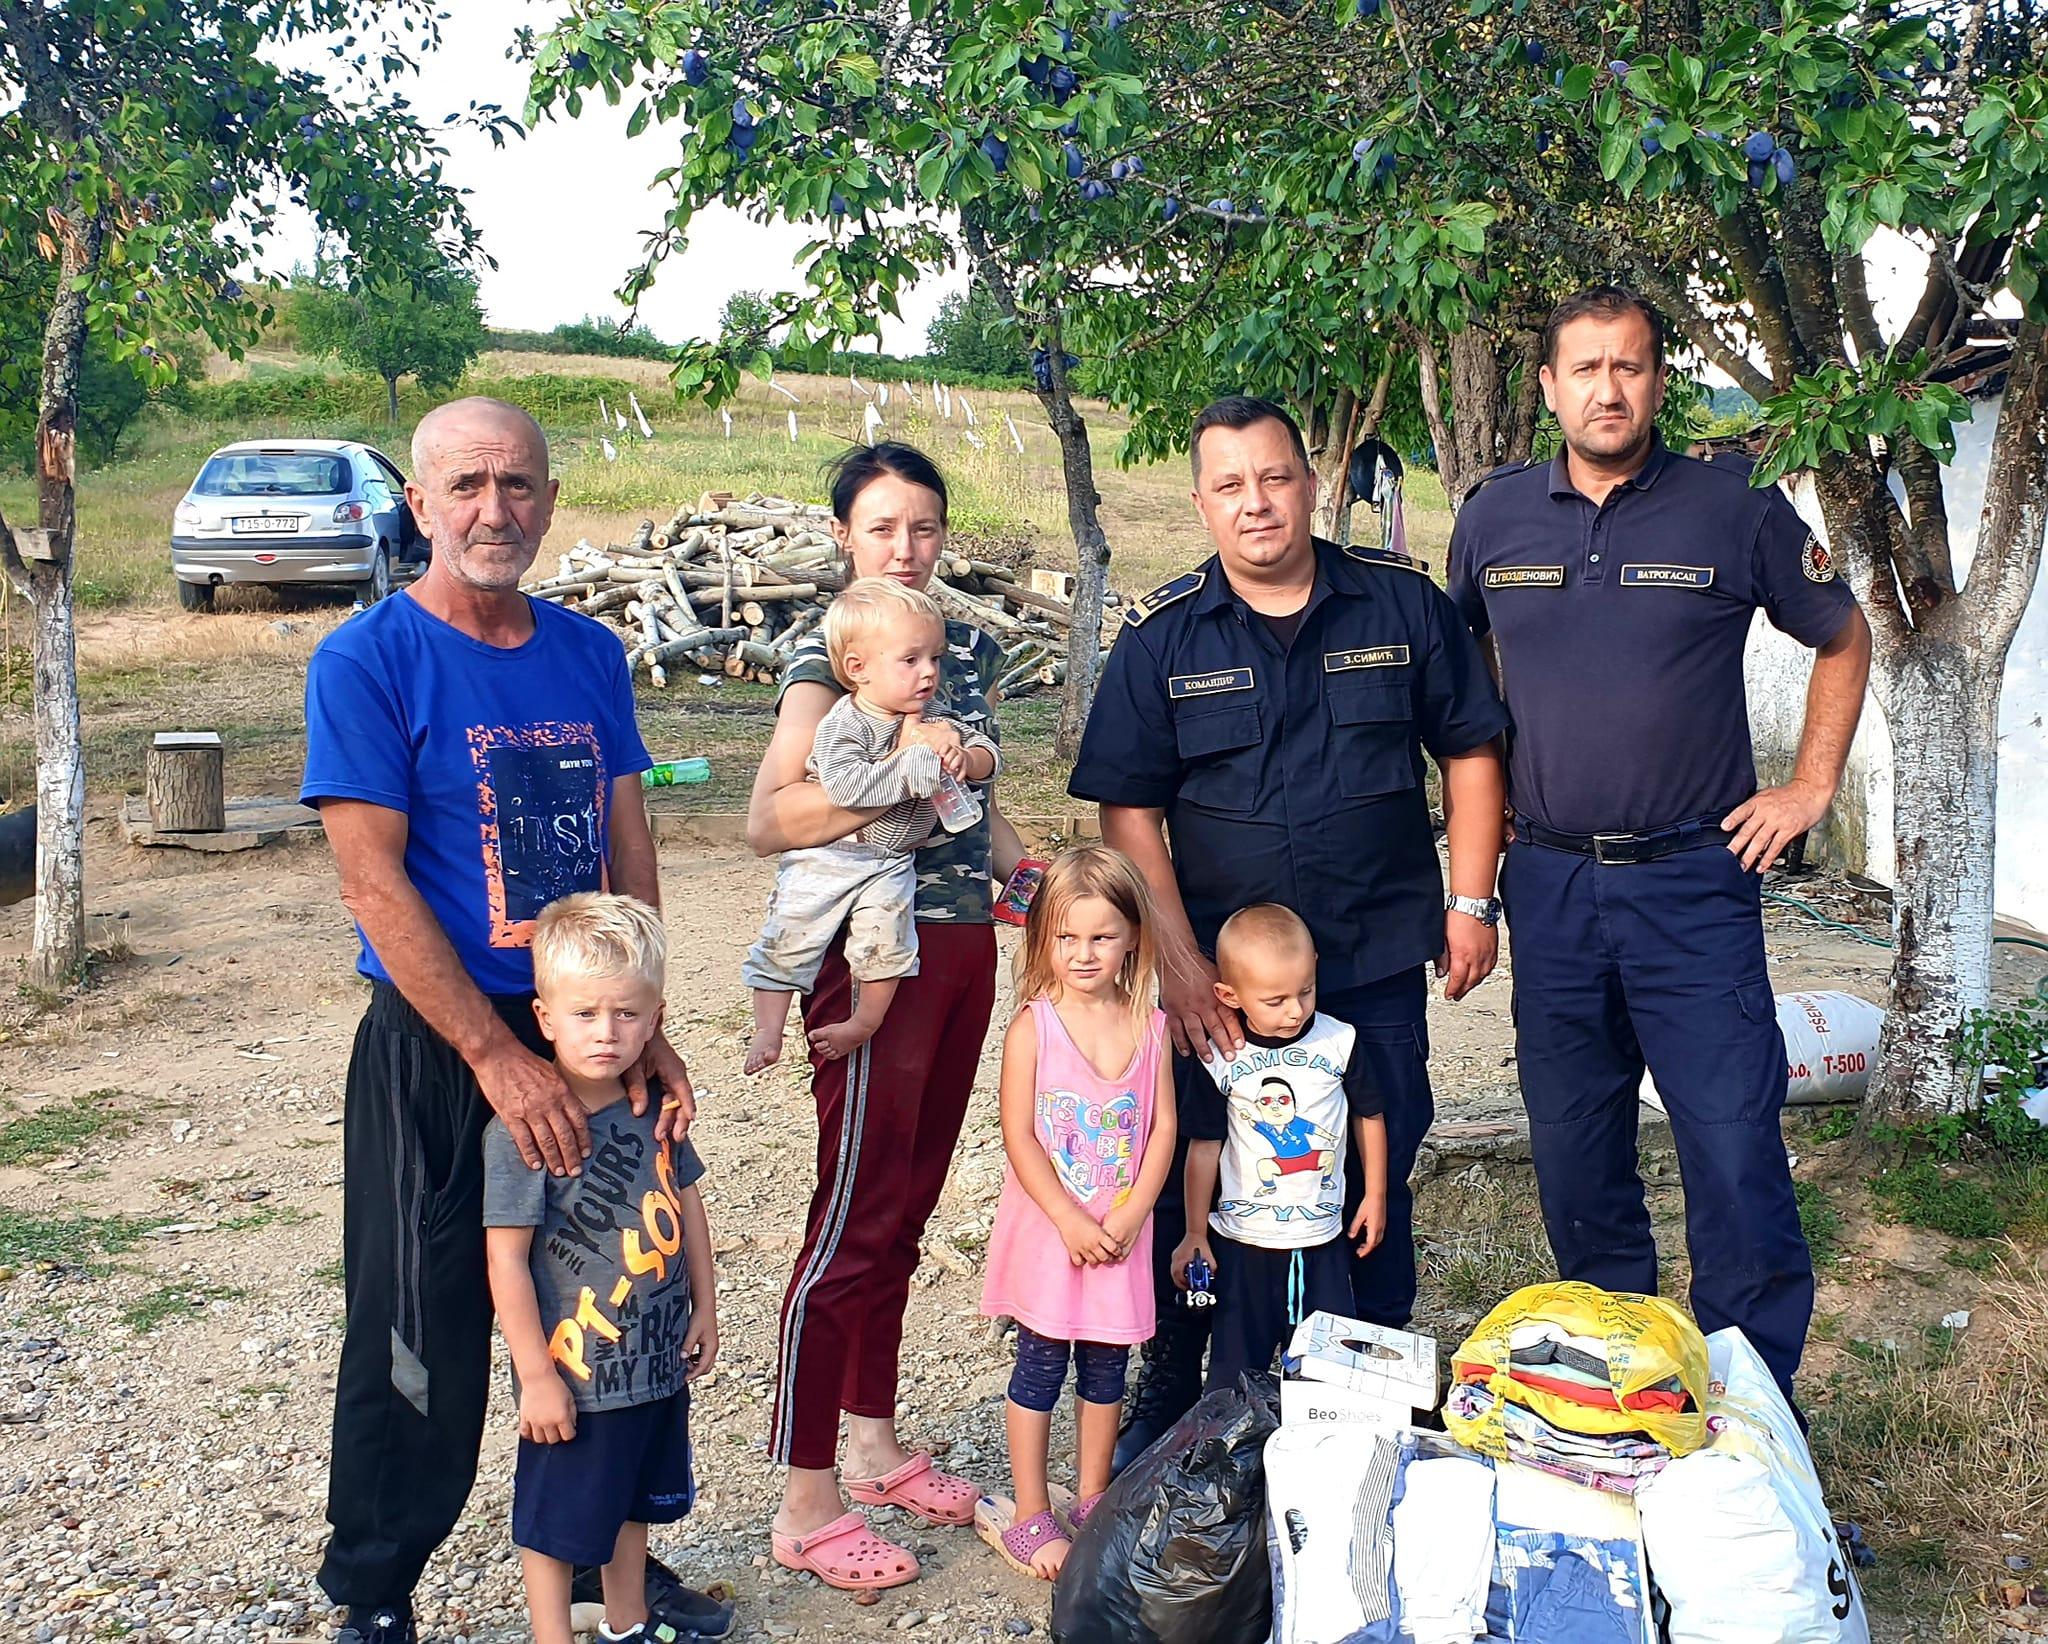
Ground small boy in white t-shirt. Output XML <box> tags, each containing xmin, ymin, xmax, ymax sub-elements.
<box><xmin>1170</xmin><ymin>903</ymin><xmax>1387</xmax><ymax>1389</ymax></box>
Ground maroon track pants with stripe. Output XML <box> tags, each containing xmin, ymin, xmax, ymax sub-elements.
<box><xmin>770</xmin><ymin>921</ymin><xmax>997</xmax><ymax>1469</ymax></box>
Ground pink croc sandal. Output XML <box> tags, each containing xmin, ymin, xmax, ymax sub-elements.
<box><xmin>771</xmin><ymin>1511</ymin><xmax>919</xmax><ymax>1592</ymax></box>
<box><xmin>974</xmin><ymin>1496</ymin><xmax>1071</xmax><ymax>1580</ymax></box>
<box><xmin>845</xmin><ymin>1451</ymin><xmax>979</xmax><ymax>1527</ymax></box>
<box><xmin>1065</xmin><ymin>1490</ymin><xmax>1105</xmax><ymax>1533</ymax></box>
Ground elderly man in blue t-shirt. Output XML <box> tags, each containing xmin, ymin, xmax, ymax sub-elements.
<box><xmin>299</xmin><ymin>398</ymin><xmax>710</xmax><ymax>1644</ymax></box>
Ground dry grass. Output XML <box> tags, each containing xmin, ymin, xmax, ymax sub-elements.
<box><xmin>1809</xmin><ymin>1253</ymin><xmax>2048</xmax><ymax>1629</ymax></box>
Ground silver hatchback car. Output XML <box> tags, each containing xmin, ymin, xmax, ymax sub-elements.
<box><xmin>170</xmin><ymin>439</ymin><xmax>428</xmax><ymax>611</ymax></box>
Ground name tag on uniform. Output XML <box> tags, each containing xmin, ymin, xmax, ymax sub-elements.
<box><xmin>1619</xmin><ymin>563</ymin><xmax>1715</xmax><ymax>588</ymax></box>
<box><xmin>1169</xmin><ymin>666</ymin><xmax>1255</xmax><ymax>700</ymax></box>
<box><xmin>1483</xmin><ymin>565</ymin><xmax>1565</xmax><ymax>588</ymax></box>
<box><xmin>1324</xmin><ymin>645</ymin><xmax>1410</xmax><ymax>672</ymax></box>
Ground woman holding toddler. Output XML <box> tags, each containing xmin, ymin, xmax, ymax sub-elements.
<box><xmin>746</xmin><ymin>442</ymin><xmax>1022</xmax><ymax>1591</ymax></box>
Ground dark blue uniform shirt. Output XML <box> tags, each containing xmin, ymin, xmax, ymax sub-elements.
<box><xmin>1448</xmin><ymin>437</ymin><xmax>1858</xmax><ymax>837</ymax></box>
<box><xmin>1069</xmin><ymin>540</ymin><xmax>1510</xmax><ymax>990</ymax></box>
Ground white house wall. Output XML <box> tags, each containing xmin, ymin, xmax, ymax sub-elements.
<box><xmin>1743</xmin><ymin>404</ymin><xmax>2048</xmax><ymax>928</ymax></box>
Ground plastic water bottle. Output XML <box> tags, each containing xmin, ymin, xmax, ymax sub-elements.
<box><xmin>641</xmin><ymin>758</ymin><xmax>711</xmax><ymax>788</ymax></box>
<box><xmin>932</xmin><ymin>772</ymin><xmax>983</xmax><ymax>832</ymax></box>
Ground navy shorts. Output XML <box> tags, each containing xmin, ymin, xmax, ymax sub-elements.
<box><xmin>512</xmin><ymin>1385</ymin><xmax>695</xmax><ymax>1566</ymax></box>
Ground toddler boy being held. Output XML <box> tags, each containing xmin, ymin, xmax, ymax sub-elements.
<box><xmin>1171</xmin><ymin>903</ymin><xmax>1388</xmax><ymax>1391</ymax></box>
<box><xmin>483</xmin><ymin>893</ymin><xmax>717</xmax><ymax>1644</ymax></box>
<box><xmin>743</xmin><ymin>578</ymin><xmax>999</xmax><ymax>1071</ymax></box>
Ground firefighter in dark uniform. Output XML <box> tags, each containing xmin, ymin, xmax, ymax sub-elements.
<box><xmin>1070</xmin><ymin>396</ymin><xmax>1511</xmax><ymax>1466</ymax></box>
<box><xmin>1449</xmin><ymin>287</ymin><xmax>1873</xmax><ymax>1405</ymax></box>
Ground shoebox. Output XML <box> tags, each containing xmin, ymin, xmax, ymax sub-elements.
<box><xmin>1279</xmin><ymin>1310</ymin><xmax>1439</xmax><ymax>1428</ymax></box>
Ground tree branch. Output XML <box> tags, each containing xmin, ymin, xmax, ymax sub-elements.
<box><xmin>1961</xmin><ymin>316</ymin><xmax>2048</xmax><ymax>647</ymax></box>
<box><xmin>1497</xmin><ymin>177</ymin><xmax>1774</xmax><ymax>400</ymax></box>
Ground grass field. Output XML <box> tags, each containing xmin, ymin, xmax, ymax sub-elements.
<box><xmin>0</xmin><ymin>349</ymin><xmax>1453</xmax><ymax>811</ymax></box>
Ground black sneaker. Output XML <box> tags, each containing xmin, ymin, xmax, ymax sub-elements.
<box><xmin>334</xmin><ymin>1605</ymin><xmax>416</xmax><ymax>1644</ymax></box>
<box><xmin>572</xmin><ymin>1558</ymin><xmax>734</xmax><ymax>1641</ymax></box>
<box><xmin>648</xmin><ymin>1556</ymin><xmax>735</xmax><ymax>1641</ymax></box>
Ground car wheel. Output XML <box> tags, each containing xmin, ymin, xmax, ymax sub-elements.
<box><xmin>176</xmin><ymin>579</ymin><xmax>214</xmax><ymax>613</ymax></box>
<box><xmin>365</xmin><ymin>543</ymin><xmax>393</xmax><ymax>603</ymax></box>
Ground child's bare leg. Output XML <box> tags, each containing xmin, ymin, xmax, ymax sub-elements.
<box><xmin>1076</xmin><ymin>1395</ymin><xmax>1120</xmax><ymax>1502</ymax></box>
<box><xmin>1003</xmin><ymin>1398</ymin><xmax>1068</xmax><ymax>1580</ymax></box>
<box><xmin>600</xmin><ymin>1520</ymin><xmax>650</xmax><ymax>1637</ymax></box>
<box><xmin>518</xmin><ymin>1549</ymin><xmax>576</xmax><ymax>1644</ymax></box>
<box><xmin>807</xmin><ymin>975</ymin><xmax>899</xmax><ymax>1061</ymax></box>
<box><xmin>746</xmin><ymin>987</ymin><xmax>794</xmax><ymax>1074</ymax></box>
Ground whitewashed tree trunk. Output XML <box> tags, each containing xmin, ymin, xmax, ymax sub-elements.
<box><xmin>1808</xmin><ymin>319</ymin><xmax>2048</xmax><ymax>1123</ymax></box>
<box><xmin>1</xmin><ymin>207</ymin><xmax>99</xmax><ymax>992</ymax></box>
<box><xmin>1868</xmin><ymin>642</ymin><xmax>2000</xmax><ymax>1115</ymax></box>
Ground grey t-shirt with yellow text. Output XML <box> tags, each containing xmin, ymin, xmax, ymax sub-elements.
<box><xmin>481</xmin><ymin>1092</ymin><xmax>705</xmax><ymax>1412</ymax></box>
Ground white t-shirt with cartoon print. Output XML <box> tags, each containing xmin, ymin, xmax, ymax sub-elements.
<box><xmin>1190</xmin><ymin>1012</ymin><xmax>1382</xmax><ymax>1250</ymax></box>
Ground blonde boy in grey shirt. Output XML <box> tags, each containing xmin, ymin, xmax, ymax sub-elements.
<box><xmin>743</xmin><ymin>578</ymin><xmax>999</xmax><ymax>1072</ymax></box>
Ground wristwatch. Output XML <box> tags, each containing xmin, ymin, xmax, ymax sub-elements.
<box><xmin>1446</xmin><ymin>892</ymin><xmax>1502</xmax><ymax>927</ymax></box>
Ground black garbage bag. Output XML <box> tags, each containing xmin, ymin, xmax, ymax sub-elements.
<box><xmin>1051</xmin><ymin>1373</ymin><xmax>1281</xmax><ymax>1644</ymax></box>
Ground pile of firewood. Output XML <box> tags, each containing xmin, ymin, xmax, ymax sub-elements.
<box><xmin>525</xmin><ymin>491</ymin><xmax>1113</xmax><ymax>695</ymax></box>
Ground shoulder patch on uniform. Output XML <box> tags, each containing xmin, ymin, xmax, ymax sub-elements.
<box><xmin>1462</xmin><ymin>459</ymin><xmax>1542</xmax><ymax>503</ymax></box>
<box><xmin>1340</xmin><ymin>543</ymin><xmax>1427</xmax><ymax>575</ymax></box>
<box><xmin>1801</xmin><ymin>533</ymin><xmax>1837</xmax><ymax>584</ymax></box>
<box><xmin>1125</xmin><ymin>569</ymin><xmax>1205</xmax><ymax>626</ymax></box>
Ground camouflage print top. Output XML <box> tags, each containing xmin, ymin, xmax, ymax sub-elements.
<box><xmin>779</xmin><ymin>619</ymin><xmax>1003</xmax><ymax>924</ymax></box>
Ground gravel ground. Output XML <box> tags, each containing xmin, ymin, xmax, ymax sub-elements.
<box><xmin>0</xmin><ymin>831</ymin><xmax>1943</xmax><ymax>1641</ymax></box>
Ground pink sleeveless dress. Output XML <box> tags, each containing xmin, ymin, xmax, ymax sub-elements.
<box><xmin>979</xmin><ymin>1000</ymin><xmax>1167</xmax><ymax>1344</ymax></box>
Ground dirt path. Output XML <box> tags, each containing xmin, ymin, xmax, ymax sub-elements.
<box><xmin>0</xmin><ymin>825</ymin><xmax>1992</xmax><ymax>1642</ymax></box>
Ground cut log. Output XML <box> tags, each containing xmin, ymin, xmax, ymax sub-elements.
<box><xmin>982</xmin><ymin>577</ymin><xmax>1074</xmax><ymax>626</ymax></box>
<box><xmin>147</xmin><ymin>731</ymin><xmax>225</xmax><ymax>833</ymax></box>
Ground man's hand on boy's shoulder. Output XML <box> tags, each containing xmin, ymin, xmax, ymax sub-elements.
<box><xmin>630</xmin><ymin>1032</ymin><xmax>697</xmax><ymax>1141</ymax></box>
<box><xmin>477</xmin><ymin>1040</ymin><xmax>591</xmax><ymax>1177</ymax></box>
<box><xmin>519</xmin><ymin>1370</ymin><xmax>578</xmax><ymax>1445</ymax></box>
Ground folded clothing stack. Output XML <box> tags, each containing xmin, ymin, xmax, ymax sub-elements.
<box><xmin>1456</xmin><ymin>1320</ymin><xmax>1700</xmax><ymax>1420</ymax></box>
<box><xmin>1444</xmin><ymin>1382</ymin><xmax>1671</xmax><ymax>1497</ymax></box>
<box><xmin>1444</xmin><ymin>1282</ymin><xmax>1711</xmax><ymax>1473</ymax></box>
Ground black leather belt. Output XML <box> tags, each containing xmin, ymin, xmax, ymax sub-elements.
<box><xmin>1513</xmin><ymin>815</ymin><xmax>1722</xmax><ymax>865</ymax></box>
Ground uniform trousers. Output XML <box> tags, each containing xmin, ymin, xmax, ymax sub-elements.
<box><xmin>1502</xmin><ymin>835</ymin><xmax>1813</xmax><ymax>1402</ymax></box>
<box><xmin>770</xmin><ymin>922</ymin><xmax>997</xmax><ymax>1469</ymax></box>
<box><xmin>319</xmin><ymin>983</ymin><xmax>547</xmax><ymax>1607</ymax></box>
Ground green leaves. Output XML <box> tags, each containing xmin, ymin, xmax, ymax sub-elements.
<box><xmin>1754</xmin><ymin>353</ymin><xmax>1974</xmax><ymax>486</ymax></box>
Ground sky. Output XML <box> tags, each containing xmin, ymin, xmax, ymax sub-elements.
<box><xmin>269</xmin><ymin>1</ymin><xmax>962</xmax><ymax>354</ymax></box>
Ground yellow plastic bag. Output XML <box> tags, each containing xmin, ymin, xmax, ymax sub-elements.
<box><xmin>1444</xmin><ymin>1280</ymin><xmax>1710</xmax><ymax>1458</ymax></box>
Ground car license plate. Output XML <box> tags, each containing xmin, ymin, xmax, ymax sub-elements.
<box><xmin>232</xmin><ymin>515</ymin><xmax>300</xmax><ymax>533</ymax></box>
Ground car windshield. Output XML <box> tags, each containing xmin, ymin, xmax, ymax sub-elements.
<box><xmin>195</xmin><ymin>452</ymin><xmax>350</xmax><ymax>498</ymax></box>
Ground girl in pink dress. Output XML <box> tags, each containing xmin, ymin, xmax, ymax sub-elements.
<box><xmin>976</xmin><ymin>845</ymin><xmax>1176</xmax><ymax>1581</ymax></box>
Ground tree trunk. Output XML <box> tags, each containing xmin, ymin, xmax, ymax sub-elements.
<box><xmin>21</xmin><ymin>556</ymin><xmax>83</xmax><ymax>987</ymax></box>
<box><xmin>1797</xmin><ymin>319</ymin><xmax>2048</xmax><ymax>1123</ymax></box>
<box><xmin>0</xmin><ymin>209</ymin><xmax>100</xmax><ymax>991</ymax></box>
<box><xmin>1865</xmin><ymin>640</ymin><xmax>2000</xmax><ymax>1117</ymax></box>
<box><xmin>1043</xmin><ymin>359</ymin><xmax>1110</xmax><ymax>761</ymax></box>
<box><xmin>953</xmin><ymin>210</ymin><xmax>1110</xmax><ymax>761</ymax></box>
<box><xmin>1307</xmin><ymin>386</ymin><xmax>1359</xmax><ymax>543</ymax></box>
<box><xmin>385</xmin><ymin>372</ymin><xmax>400</xmax><ymax>424</ymax></box>
<box><xmin>1308</xmin><ymin>363</ymin><xmax>1394</xmax><ymax>543</ymax></box>
<box><xmin>1418</xmin><ymin>324</ymin><xmax>1542</xmax><ymax>512</ymax></box>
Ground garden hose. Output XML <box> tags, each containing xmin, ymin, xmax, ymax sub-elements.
<box><xmin>1761</xmin><ymin>892</ymin><xmax>2048</xmax><ymax>1000</ymax></box>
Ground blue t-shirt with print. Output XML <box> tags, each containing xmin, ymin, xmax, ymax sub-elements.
<box><xmin>300</xmin><ymin>593</ymin><xmax>653</xmax><ymax>994</ymax></box>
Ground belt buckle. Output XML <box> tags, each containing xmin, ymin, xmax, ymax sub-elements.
<box><xmin>1591</xmin><ymin>831</ymin><xmax>1640</xmax><ymax>865</ymax></box>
